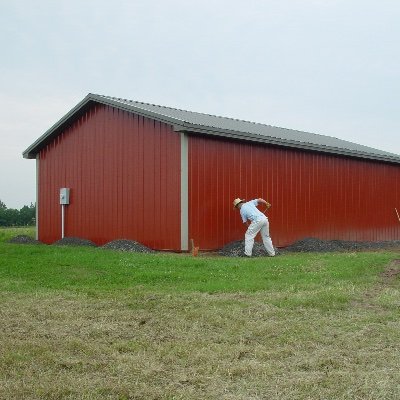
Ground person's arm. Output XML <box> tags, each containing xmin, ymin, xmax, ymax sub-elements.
<box><xmin>257</xmin><ymin>198</ymin><xmax>271</xmax><ymax>209</ymax></box>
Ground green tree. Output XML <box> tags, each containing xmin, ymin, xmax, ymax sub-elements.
<box><xmin>0</xmin><ymin>200</ymin><xmax>36</xmax><ymax>226</ymax></box>
<box><xmin>0</xmin><ymin>208</ymin><xmax>6</xmax><ymax>226</ymax></box>
<box><xmin>19</xmin><ymin>203</ymin><xmax>36</xmax><ymax>225</ymax></box>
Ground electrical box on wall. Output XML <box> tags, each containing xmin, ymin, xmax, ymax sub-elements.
<box><xmin>60</xmin><ymin>188</ymin><xmax>70</xmax><ymax>205</ymax></box>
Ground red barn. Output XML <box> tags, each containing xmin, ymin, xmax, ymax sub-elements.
<box><xmin>23</xmin><ymin>93</ymin><xmax>400</xmax><ymax>250</ymax></box>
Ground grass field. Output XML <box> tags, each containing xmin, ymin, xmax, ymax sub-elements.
<box><xmin>0</xmin><ymin>227</ymin><xmax>399</xmax><ymax>399</ymax></box>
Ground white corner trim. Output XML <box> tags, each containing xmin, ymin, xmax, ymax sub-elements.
<box><xmin>180</xmin><ymin>132</ymin><xmax>189</xmax><ymax>251</ymax></box>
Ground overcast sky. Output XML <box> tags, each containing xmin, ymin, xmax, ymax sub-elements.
<box><xmin>1</xmin><ymin>0</ymin><xmax>399</xmax><ymax>208</ymax></box>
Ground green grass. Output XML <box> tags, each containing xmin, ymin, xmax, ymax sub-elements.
<box><xmin>0</xmin><ymin>225</ymin><xmax>35</xmax><ymax>242</ymax></box>
<box><xmin>0</xmin><ymin>239</ymin><xmax>395</xmax><ymax>300</ymax></box>
<box><xmin>0</xmin><ymin>228</ymin><xmax>399</xmax><ymax>399</ymax></box>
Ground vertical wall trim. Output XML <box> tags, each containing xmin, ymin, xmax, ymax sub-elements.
<box><xmin>36</xmin><ymin>154</ymin><xmax>39</xmax><ymax>240</ymax></box>
<box><xmin>180</xmin><ymin>132</ymin><xmax>189</xmax><ymax>251</ymax></box>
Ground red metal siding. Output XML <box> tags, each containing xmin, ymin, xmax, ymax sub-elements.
<box><xmin>188</xmin><ymin>135</ymin><xmax>400</xmax><ymax>249</ymax></box>
<box><xmin>38</xmin><ymin>104</ymin><xmax>181</xmax><ymax>249</ymax></box>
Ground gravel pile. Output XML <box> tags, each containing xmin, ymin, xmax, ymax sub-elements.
<box><xmin>284</xmin><ymin>237</ymin><xmax>400</xmax><ymax>253</ymax></box>
<box><xmin>7</xmin><ymin>235</ymin><xmax>41</xmax><ymax>245</ymax></box>
<box><xmin>101</xmin><ymin>239</ymin><xmax>154</xmax><ymax>253</ymax></box>
<box><xmin>219</xmin><ymin>237</ymin><xmax>400</xmax><ymax>257</ymax></box>
<box><xmin>219</xmin><ymin>240</ymin><xmax>277</xmax><ymax>257</ymax></box>
<box><xmin>53</xmin><ymin>237</ymin><xmax>97</xmax><ymax>247</ymax></box>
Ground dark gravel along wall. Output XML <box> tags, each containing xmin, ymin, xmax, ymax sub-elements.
<box><xmin>102</xmin><ymin>239</ymin><xmax>154</xmax><ymax>253</ymax></box>
<box><xmin>7</xmin><ymin>235</ymin><xmax>42</xmax><ymax>245</ymax></box>
<box><xmin>219</xmin><ymin>237</ymin><xmax>400</xmax><ymax>257</ymax></box>
<box><xmin>53</xmin><ymin>237</ymin><xmax>97</xmax><ymax>247</ymax></box>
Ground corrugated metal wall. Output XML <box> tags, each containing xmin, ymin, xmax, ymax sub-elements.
<box><xmin>38</xmin><ymin>104</ymin><xmax>181</xmax><ymax>249</ymax></box>
<box><xmin>188</xmin><ymin>134</ymin><xmax>400</xmax><ymax>249</ymax></box>
<box><xmin>37</xmin><ymin>104</ymin><xmax>400</xmax><ymax>251</ymax></box>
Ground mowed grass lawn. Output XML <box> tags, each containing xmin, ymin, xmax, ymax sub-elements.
<box><xmin>0</xmin><ymin>228</ymin><xmax>399</xmax><ymax>399</ymax></box>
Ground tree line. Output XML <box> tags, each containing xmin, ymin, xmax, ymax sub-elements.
<box><xmin>0</xmin><ymin>200</ymin><xmax>36</xmax><ymax>226</ymax></box>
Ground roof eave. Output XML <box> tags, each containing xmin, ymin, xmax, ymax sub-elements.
<box><xmin>23</xmin><ymin>93</ymin><xmax>400</xmax><ymax>165</ymax></box>
<box><xmin>175</xmin><ymin>125</ymin><xmax>400</xmax><ymax>164</ymax></box>
<box><xmin>90</xmin><ymin>94</ymin><xmax>189</xmax><ymax>127</ymax></box>
<box><xmin>23</xmin><ymin>94</ymin><xmax>94</xmax><ymax>159</ymax></box>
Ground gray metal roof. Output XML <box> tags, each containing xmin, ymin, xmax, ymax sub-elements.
<box><xmin>23</xmin><ymin>93</ymin><xmax>400</xmax><ymax>164</ymax></box>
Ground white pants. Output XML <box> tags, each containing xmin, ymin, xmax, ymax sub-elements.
<box><xmin>245</xmin><ymin>217</ymin><xmax>275</xmax><ymax>257</ymax></box>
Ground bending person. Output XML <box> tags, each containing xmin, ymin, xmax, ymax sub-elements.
<box><xmin>233</xmin><ymin>198</ymin><xmax>275</xmax><ymax>257</ymax></box>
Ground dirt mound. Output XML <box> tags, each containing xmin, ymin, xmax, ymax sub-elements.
<box><xmin>380</xmin><ymin>260</ymin><xmax>400</xmax><ymax>279</ymax></box>
<box><xmin>7</xmin><ymin>235</ymin><xmax>41</xmax><ymax>245</ymax></box>
<box><xmin>101</xmin><ymin>239</ymin><xmax>154</xmax><ymax>253</ymax></box>
<box><xmin>53</xmin><ymin>237</ymin><xmax>97</xmax><ymax>247</ymax></box>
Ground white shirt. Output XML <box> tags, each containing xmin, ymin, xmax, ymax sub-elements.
<box><xmin>239</xmin><ymin>199</ymin><xmax>266</xmax><ymax>223</ymax></box>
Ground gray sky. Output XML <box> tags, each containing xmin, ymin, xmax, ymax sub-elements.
<box><xmin>1</xmin><ymin>0</ymin><xmax>399</xmax><ymax>208</ymax></box>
